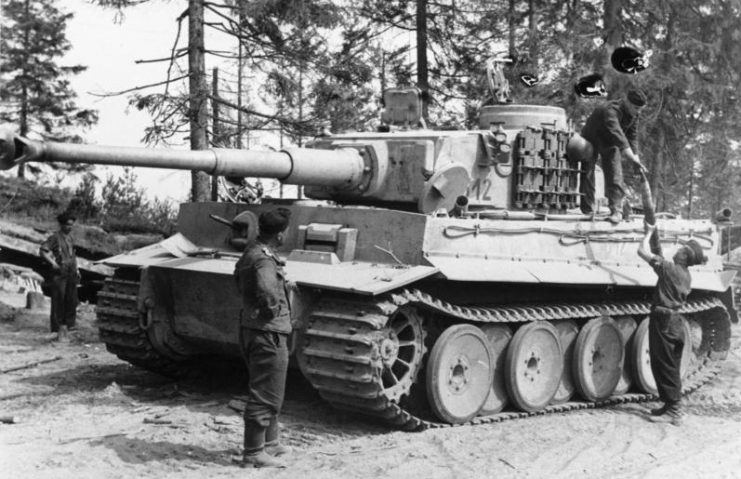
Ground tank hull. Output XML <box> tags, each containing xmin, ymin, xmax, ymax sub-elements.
<box><xmin>94</xmin><ymin>202</ymin><xmax>734</xmax><ymax>427</ymax></box>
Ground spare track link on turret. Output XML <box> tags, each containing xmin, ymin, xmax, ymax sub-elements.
<box><xmin>96</xmin><ymin>277</ymin><xmax>189</xmax><ymax>377</ymax></box>
<box><xmin>299</xmin><ymin>289</ymin><xmax>727</xmax><ymax>431</ymax></box>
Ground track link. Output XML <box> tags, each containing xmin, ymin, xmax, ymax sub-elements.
<box><xmin>96</xmin><ymin>277</ymin><xmax>190</xmax><ymax>377</ymax></box>
<box><xmin>299</xmin><ymin>289</ymin><xmax>728</xmax><ymax>431</ymax></box>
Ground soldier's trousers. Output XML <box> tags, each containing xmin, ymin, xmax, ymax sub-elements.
<box><xmin>240</xmin><ymin>328</ymin><xmax>289</xmax><ymax>430</ymax></box>
<box><xmin>648</xmin><ymin>308</ymin><xmax>685</xmax><ymax>404</ymax></box>
<box><xmin>49</xmin><ymin>274</ymin><xmax>78</xmax><ymax>332</ymax></box>
<box><xmin>579</xmin><ymin>146</ymin><xmax>626</xmax><ymax>214</ymax></box>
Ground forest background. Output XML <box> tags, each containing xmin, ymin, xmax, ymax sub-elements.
<box><xmin>1</xmin><ymin>0</ymin><xmax>740</xmax><ymax>229</ymax></box>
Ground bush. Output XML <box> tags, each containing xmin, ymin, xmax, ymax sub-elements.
<box><xmin>147</xmin><ymin>198</ymin><xmax>177</xmax><ymax>236</ymax></box>
<box><xmin>0</xmin><ymin>174</ymin><xmax>72</xmax><ymax>221</ymax></box>
<box><xmin>101</xmin><ymin>168</ymin><xmax>146</xmax><ymax>219</ymax></box>
<box><xmin>68</xmin><ymin>173</ymin><xmax>101</xmax><ymax>221</ymax></box>
<box><xmin>43</xmin><ymin>168</ymin><xmax>178</xmax><ymax>236</ymax></box>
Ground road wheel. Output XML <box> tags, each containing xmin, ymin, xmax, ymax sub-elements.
<box><xmin>505</xmin><ymin>321</ymin><xmax>563</xmax><ymax>412</ymax></box>
<box><xmin>573</xmin><ymin>317</ymin><xmax>624</xmax><ymax>401</ymax></box>
<box><xmin>552</xmin><ymin>320</ymin><xmax>578</xmax><ymax>404</ymax></box>
<box><xmin>426</xmin><ymin>324</ymin><xmax>493</xmax><ymax>424</ymax></box>
<box><xmin>613</xmin><ymin>316</ymin><xmax>637</xmax><ymax>395</ymax></box>
<box><xmin>631</xmin><ymin>317</ymin><xmax>657</xmax><ymax>394</ymax></box>
<box><xmin>479</xmin><ymin>324</ymin><xmax>513</xmax><ymax>415</ymax></box>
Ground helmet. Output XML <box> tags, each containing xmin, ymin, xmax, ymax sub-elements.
<box><xmin>611</xmin><ymin>47</ymin><xmax>651</xmax><ymax>74</ymax></box>
<box><xmin>574</xmin><ymin>73</ymin><xmax>607</xmax><ymax>98</ymax></box>
<box><xmin>566</xmin><ymin>134</ymin><xmax>594</xmax><ymax>163</ymax></box>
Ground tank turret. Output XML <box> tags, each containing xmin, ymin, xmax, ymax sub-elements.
<box><xmin>1</xmin><ymin>100</ymin><xmax>578</xmax><ymax>217</ymax></box>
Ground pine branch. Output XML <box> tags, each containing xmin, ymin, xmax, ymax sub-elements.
<box><xmin>89</xmin><ymin>75</ymin><xmax>189</xmax><ymax>97</ymax></box>
<box><xmin>134</xmin><ymin>50</ymin><xmax>188</xmax><ymax>64</ymax></box>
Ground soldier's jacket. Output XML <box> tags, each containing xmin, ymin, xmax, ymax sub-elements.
<box><xmin>40</xmin><ymin>232</ymin><xmax>78</xmax><ymax>277</ymax></box>
<box><xmin>581</xmin><ymin>100</ymin><xmax>639</xmax><ymax>154</ymax></box>
<box><xmin>234</xmin><ymin>241</ymin><xmax>291</xmax><ymax>334</ymax></box>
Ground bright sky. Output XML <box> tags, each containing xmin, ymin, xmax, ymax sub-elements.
<box><xmin>62</xmin><ymin>0</ymin><xmax>244</xmax><ymax>202</ymax></box>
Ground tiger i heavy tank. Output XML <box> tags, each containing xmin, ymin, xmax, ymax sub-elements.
<box><xmin>0</xmin><ymin>88</ymin><xmax>734</xmax><ymax>430</ymax></box>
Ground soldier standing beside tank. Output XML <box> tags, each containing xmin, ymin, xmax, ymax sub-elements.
<box><xmin>638</xmin><ymin>222</ymin><xmax>707</xmax><ymax>426</ymax></box>
<box><xmin>580</xmin><ymin>88</ymin><xmax>648</xmax><ymax>224</ymax></box>
<box><xmin>233</xmin><ymin>208</ymin><xmax>292</xmax><ymax>468</ymax></box>
<box><xmin>39</xmin><ymin>213</ymin><xmax>80</xmax><ymax>341</ymax></box>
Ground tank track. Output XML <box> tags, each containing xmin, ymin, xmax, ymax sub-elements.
<box><xmin>96</xmin><ymin>277</ymin><xmax>191</xmax><ymax>378</ymax></box>
<box><xmin>300</xmin><ymin>289</ymin><xmax>727</xmax><ymax>431</ymax></box>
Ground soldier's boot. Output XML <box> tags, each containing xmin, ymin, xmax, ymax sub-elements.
<box><xmin>622</xmin><ymin>200</ymin><xmax>632</xmax><ymax>221</ymax></box>
<box><xmin>240</xmin><ymin>425</ymin><xmax>286</xmax><ymax>468</ymax></box>
<box><xmin>650</xmin><ymin>403</ymin><xmax>669</xmax><ymax>416</ymax></box>
<box><xmin>650</xmin><ymin>401</ymin><xmax>682</xmax><ymax>426</ymax></box>
<box><xmin>57</xmin><ymin>325</ymin><xmax>69</xmax><ymax>342</ymax></box>
<box><xmin>265</xmin><ymin>417</ymin><xmax>291</xmax><ymax>457</ymax></box>
<box><xmin>607</xmin><ymin>212</ymin><xmax>622</xmax><ymax>224</ymax></box>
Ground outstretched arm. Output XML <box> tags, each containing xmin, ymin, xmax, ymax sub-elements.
<box><xmin>638</xmin><ymin>222</ymin><xmax>660</xmax><ymax>264</ymax></box>
<box><xmin>621</xmin><ymin>146</ymin><xmax>647</xmax><ymax>174</ymax></box>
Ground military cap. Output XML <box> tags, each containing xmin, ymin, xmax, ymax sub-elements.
<box><xmin>626</xmin><ymin>88</ymin><xmax>647</xmax><ymax>107</ymax></box>
<box><xmin>259</xmin><ymin>207</ymin><xmax>291</xmax><ymax>235</ymax></box>
<box><xmin>685</xmin><ymin>239</ymin><xmax>707</xmax><ymax>266</ymax></box>
<box><xmin>57</xmin><ymin>212</ymin><xmax>76</xmax><ymax>224</ymax></box>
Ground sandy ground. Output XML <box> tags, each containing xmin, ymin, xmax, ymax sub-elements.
<box><xmin>1</xmin><ymin>291</ymin><xmax>740</xmax><ymax>479</ymax></box>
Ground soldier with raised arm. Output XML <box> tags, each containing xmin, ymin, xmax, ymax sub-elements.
<box><xmin>638</xmin><ymin>222</ymin><xmax>706</xmax><ymax>426</ymax></box>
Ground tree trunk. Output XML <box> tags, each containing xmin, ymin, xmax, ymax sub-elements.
<box><xmin>528</xmin><ymin>0</ymin><xmax>539</xmax><ymax>66</ymax></box>
<box><xmin>188</xmin><ymin>0</ymin><xmax>211</xmax><ymax>202</ymax></box>
<box><xmin>508</xmin><ymin>0</ymin><xmax>516</xmax><ymax>56</ymax></box>
<box><xmin>601</xmin><ymin>0</ymin><xmax>623</xmax><ymax>91</ymax></box>
<box><xmin>18</xmin><ymin>0</ymin><xmax>31</xmax><ymax>179</ymax></box>
<box><xmin>416</xmin><ymin>0</ymin><xmax>429</xmax><ymax>122</ymax></box>
<box><xmin>211</xmin><ymin>67</ymin><xmax>221</xmax><ymax>201</ymax></box>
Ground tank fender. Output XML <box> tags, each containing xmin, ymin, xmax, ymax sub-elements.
<box><xmin>718</xmin><ymin>285</ymin><xmax>738</xmax><ymax>324</ymax></box>
<box><xmin>287</xmin><ymin>284</ymin><xmax>319</xmax><ymax>356</ymax></box>
<box><xmin>138</xmin><ymin>267</ymin><xmax>198</xmax><ymax>360</ymax></box>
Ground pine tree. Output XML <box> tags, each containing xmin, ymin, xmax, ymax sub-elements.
<box><xmin>0</xmin><ymin>0</ymin><xmax>98</xmax><ymax>178</ymax></box>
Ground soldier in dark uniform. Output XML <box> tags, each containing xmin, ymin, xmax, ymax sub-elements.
<box><xmin>39</xmin><ymin>213</ymin><xmax>80</xmax><ymax>341</ymax></box>
<box><xmin>233</xmin><ymin>207</ymin><xmax>292</xmax><ymax>468</ymax></box>
<box><xmin>638</xmin><ymin>222</ymin><xmax>706</xmax><ymax>426</ymax></box>
<box><xmin>580</xmin><ymin>88</ymin><xmax>648</xmax><ymax>224</ymax></box>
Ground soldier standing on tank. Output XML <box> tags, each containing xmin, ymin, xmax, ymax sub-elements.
<box><xmin>638</xmin><ymin>222</ymin><xmax>707</xmax><ymax>426</ymax></box>
<box><xmin>233</xmin><ymin>207</ymin><xmax>293</xmax><ymax>468</ymax></box>
<box><xmin>39</xmin><ymin>213</ymin><xmax>80</xmax><ymax>341</ymax></box>
<box><xmin>580</xmin><ymin>88</ymin><xmax>648</xmax><ymax>224</ymax></box>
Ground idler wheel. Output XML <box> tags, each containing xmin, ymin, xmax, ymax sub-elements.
<box><xmin>379</xmin><ymin>307</ymin><xmax>427</xmax><ymax>402</ymax></box>
<box><xmin>631</xmin><ymin>317</ymin><xmax>657</xmax><ymax>394</ymax></box>
<box><xmin>573</xmin><ymin>317</ymin><xmax>624</xmax><ymax>401</ymax></box>
<box><xmin>505</xmin><ymin>321</ymin><xmax>563</xmax><ymax>412</ymax></box>
<box><xmin>426</xmin><ymin>324</ymin><xmax>493</xmax><ymax>424</ymax></box>
<box><xmin>479</xmin><ymin>324</ymin><xmax>513</xmax><ymax>415</ymax></box>
<box><xmin>552</xmin><ymin>320</ymin><xmax>578</xmax><ymax>404</ymax></box>
<box><xmin>613</xmin><ymin>316</ymin><xmax>638</xmax><ymax>395</ymax></box>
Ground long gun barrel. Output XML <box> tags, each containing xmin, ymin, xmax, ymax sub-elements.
<box><xmin>0</xmin><ymin>129</ymin><xmax>366</xmax><ymax>188</ymax></box>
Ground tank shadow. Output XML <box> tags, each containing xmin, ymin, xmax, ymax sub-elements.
<box><xmin>611</xmin><ymin>402</ymin><xmax>656</xmax><ymax>421</ymax></box>
<box><xmin>87</xmin><ymin>435</ymin><xmax>235</xmax><ymax>467</ymax></box>
<box><xmin>11</xmin><ymin>357</ymin><xmax>389</xmax><ymax>441</ymax></box>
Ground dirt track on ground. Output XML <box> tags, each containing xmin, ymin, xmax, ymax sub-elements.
<box><xmin>1</xmin><ymin>291</ymin><xmax>740</xmax><ymax>479</ymax></box>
